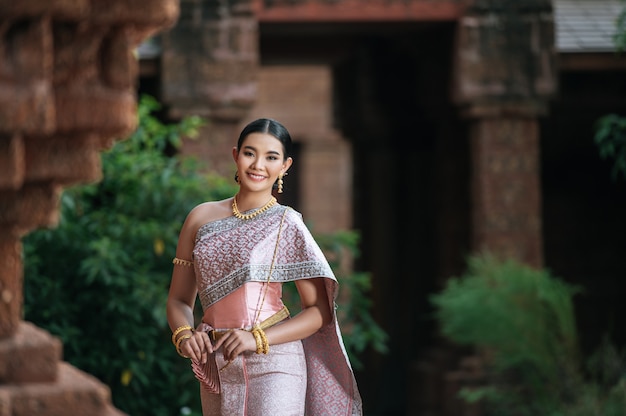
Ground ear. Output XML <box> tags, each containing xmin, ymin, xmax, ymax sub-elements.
<box><xmin>281</xmin><ymin>157</ymin><xmax>293</xmax><ymax>174</ymax></box>
<box><xmin>232</xmin><ymin>147</ymin><xmax>239</xmax><ymax>162</ymax></box>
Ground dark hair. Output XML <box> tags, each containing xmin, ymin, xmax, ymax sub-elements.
<box><xmin>236</xmin><ymin>118</ymin><xmax>292</xmax><ymax>159</ymax></box>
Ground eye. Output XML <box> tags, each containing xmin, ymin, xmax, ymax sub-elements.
<box><xmin>243</xmin><ymin>150</ymin><xmax>255</xmax><ymax>157</ymax></box>
<box><xmin>267</xmin><ymin>155</ymin><xmax>279</xmax><ymax>161</ymax></box>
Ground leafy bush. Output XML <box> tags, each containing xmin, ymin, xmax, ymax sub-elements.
<box><xmin>23</xmin><ymin>95</ymin><xmax>385</xmax><ymax>415</ymax></box>
<box><xmin>430</xmin><ymin>254</ymin><xmax>626</xmax><ymax>416</ymax></box>
<box><xmin>595</xmin><ymin>114</ymin><xmax>626</xmax><ymax>181</ymax></box>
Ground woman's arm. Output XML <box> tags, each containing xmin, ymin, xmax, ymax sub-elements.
<box><xmin>267</xmin><ymin>278</ymin><xmax>332</xmax><ymax>342</ymax></box>
<box><xmin>166</xmin><ymin>206</ymin><xmax>213</xmax><ymax>363</ymax></box>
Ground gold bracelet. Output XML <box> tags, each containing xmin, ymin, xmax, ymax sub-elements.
<box><xmin>175</xmin><ymin>334</ymin><xmax>192</xmax><ymax>358</ymax></box>
<box><xmin>250</xmin><ymin>327</ymin><xmax>269</xmax><ymax>354</ymax></box>
<box><xmin>257</xmin><ymin>328</ymin><xmax>269</xmax><ymax>354</ymax></box>
<box><xmin>250</xmin><ymin>328</ymin><xmax>263</xmax><ymax>354</ymax></box>
<box><xmin>172</xmin><ymin>257</ymin><xmax>194</xmax><ymax>267</ymax></box>
<box><xmin>171</xmin><ymin>325</ymin><xmax>193</xmax><ymax>344</ymax></box>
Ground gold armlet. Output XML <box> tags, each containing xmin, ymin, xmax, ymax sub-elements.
<box><xmin>173</xmin><ymin>257</ymin><xmax>194</xmax><ymax>267</ymax></box>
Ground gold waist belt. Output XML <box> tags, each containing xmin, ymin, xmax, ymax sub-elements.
<box><xmin>208</xmin><ymin>305</ymin><xmax>290</xmax><ymax>342</ymax></box>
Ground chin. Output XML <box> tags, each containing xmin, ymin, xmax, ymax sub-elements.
<box><xmin>243</xmin><ymin>183</ymin><xmax>271</xmax><ymax>192</ymax></box>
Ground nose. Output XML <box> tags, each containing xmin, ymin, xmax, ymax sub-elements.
<box><xmin>250</xmin><ymin>158</ymin><xmax>265</xmax><ymax>170</ymax></box>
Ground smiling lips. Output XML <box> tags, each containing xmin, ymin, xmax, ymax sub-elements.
<box><xmin>247</xmin><ymin>172</ymin><xmax>267</xmax><ymax>181</ymax></box>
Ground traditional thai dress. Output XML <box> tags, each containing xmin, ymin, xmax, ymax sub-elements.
<box><xmin>191</xmin><ymin>204</ymin><xmax>362</xmax><ymax>416</ymax></box>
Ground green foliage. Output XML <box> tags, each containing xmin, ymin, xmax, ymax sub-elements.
<box><xmin>615</xmin><ymin>0</ymin><xmax>626</xmax><ymax>53</ymax></box>
<box><xmin>23</xmin><ymin>94</ymin><xmax>385</xmax><ymax>415</ymax></box>
<box><xmin>430</xmin><ymin>254</ymin><xmax>626</xmax><ymax>416</ymax></box>
<box><xmin>595</xmin><ymin>114</ymin><xmax>626</xmax><ymax>181</ymax></box>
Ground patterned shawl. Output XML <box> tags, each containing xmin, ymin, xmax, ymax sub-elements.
<box><xmin>193</xmin><ymin>204</ymin><xmax>363</xmax><ymax>415</ymax></box>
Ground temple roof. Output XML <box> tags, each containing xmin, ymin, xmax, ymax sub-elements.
<box><xmin>554</xmin><ymin>0</ymin><xmax>624</xmax><ymax>53</ymax></box>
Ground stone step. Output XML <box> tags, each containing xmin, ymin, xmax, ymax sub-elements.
<box><xmin>0</xmin><ymin>361</ymin><xmax>126</xmax><ymax>416</ymax></box>
<box><xmin>0</xmin><ymin>321</ymin><xmax>61</xmax><ymax>384</ymax></box>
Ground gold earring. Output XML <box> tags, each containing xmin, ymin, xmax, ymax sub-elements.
<box><xmin>277</xmin><ymin>173</ymin><xmax>284</xmax><ymax>193</ymax></box>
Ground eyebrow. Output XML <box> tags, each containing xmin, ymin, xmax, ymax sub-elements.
<box><xmin>243</xmin><ymin>145</ymin><xmax>281</xmax><ymax>156</ymax></box>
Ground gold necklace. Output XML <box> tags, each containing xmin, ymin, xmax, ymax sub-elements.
<box><xmin>232</xmin><ymin>195</ymin><xmax>277</xmax><ymax>220</ymax></box>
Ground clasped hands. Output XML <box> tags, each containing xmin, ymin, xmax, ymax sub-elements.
<box><xmin>179</xmin><ymin>328</ymin><xmax>257</xmax><ymax>364</ymax></box>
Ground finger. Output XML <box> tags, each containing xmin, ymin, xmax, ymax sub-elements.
<box><xmin>202</xmin><ymin>333</ymin><xmax>214</xmax><ymax>355</ymax></box>
<box><xmin>213</xmin><ymin>335</ymin><xmax>225</xmax><ymax>351</ymax></box>
<box><xmin>193</xmin><ymin>334</ymin><xmax>209</xmax><ymax>362</ymax></box>
<box><xmin>200</xmin><ymin>334</ymin><xmax>212</xmax><ymax>363</ymax></box>
<box><xmin>213</xmin><ymin>329</ymin><xmax>234</xmax><ymax>351</ymax></box>
<box><xmin>187</xmin><ymin>338</ymin><xmax>202</xmax><ymax>362</ymax></box>
<box><xmin>222</xmin><ymin>340</ymin><xmax>234</xmax><ymax>361</ymax></box>
<box><xmin>230</xmin><ymin>344</ymin><xmax>244</xmax><ymax>361</ymax></box>
<box><xmin>222</xmin><ymin>336</ymin><xmax>240</xmax><ymax>361</ymax></box>
<box><xmin>180</xmin><ymin>337</ymin><xmax>197</xmax><ymax>361</ymax></box>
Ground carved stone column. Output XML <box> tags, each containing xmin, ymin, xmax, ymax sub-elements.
<box><xmin>160</xmin><ymin>0</ymin><xmax>258</xmax><ymax>175</ymax></box>
<box><xmin>453</xmin><ymin>0</ymin><xmax>557</xmax><ymax>268</ymax></box>
<box><xmin>0</xmin><ymin>1</ymin><xmax>179</xmax><ymax>414</ymax></box>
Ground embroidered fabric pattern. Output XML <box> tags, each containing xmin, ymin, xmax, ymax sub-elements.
<box><xmin>193</xmin><ymin>205</ymin><xmax>333</xmax><ymax>310</ymax></box>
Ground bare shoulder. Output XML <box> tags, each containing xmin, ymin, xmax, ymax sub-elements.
<box><xmin>186</xmin><ymin>198</ymin><xmax>233</xmax><ymax>230</ymax></box>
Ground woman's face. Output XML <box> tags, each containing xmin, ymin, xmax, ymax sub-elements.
<box><xmin>233</xmin><ymin>132</ymin><xmax>292</xmax><ymax>193</ymax></box>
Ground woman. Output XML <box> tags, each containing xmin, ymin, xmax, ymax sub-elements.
<box><xmin>167</xmin><ymin>118</ymin><xmax>362</xmax><ymax>415</ymax></box>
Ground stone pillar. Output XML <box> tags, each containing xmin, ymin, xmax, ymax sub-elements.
<box><xmin>161</xmin><ymin>0</ymin><xmax>258</xmax><ymax>175</ymax></box>
<box><xmin>453</xmin><ymin>0</ymin><xmax>557</xmax><ymax>268</ymax></box>
<box><xmin>467</xmin><ymin>111</ymin><xmax>544</xmax><ymax>266</ymax></box>
<box><xmin>300</xmin><ymin>139</ymin><xmax>353</xmax><ymax>234</ymax></box>
<box><xmin>0</xmin><ymin>1</ymin><xmax>179</xmax><ymax>414</ymax></box>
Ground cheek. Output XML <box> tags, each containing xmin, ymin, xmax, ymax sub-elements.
<box><xmin>237</xmin><ymin>155</ymin><xmax>252</xmax><ymax>166</ymax></box>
